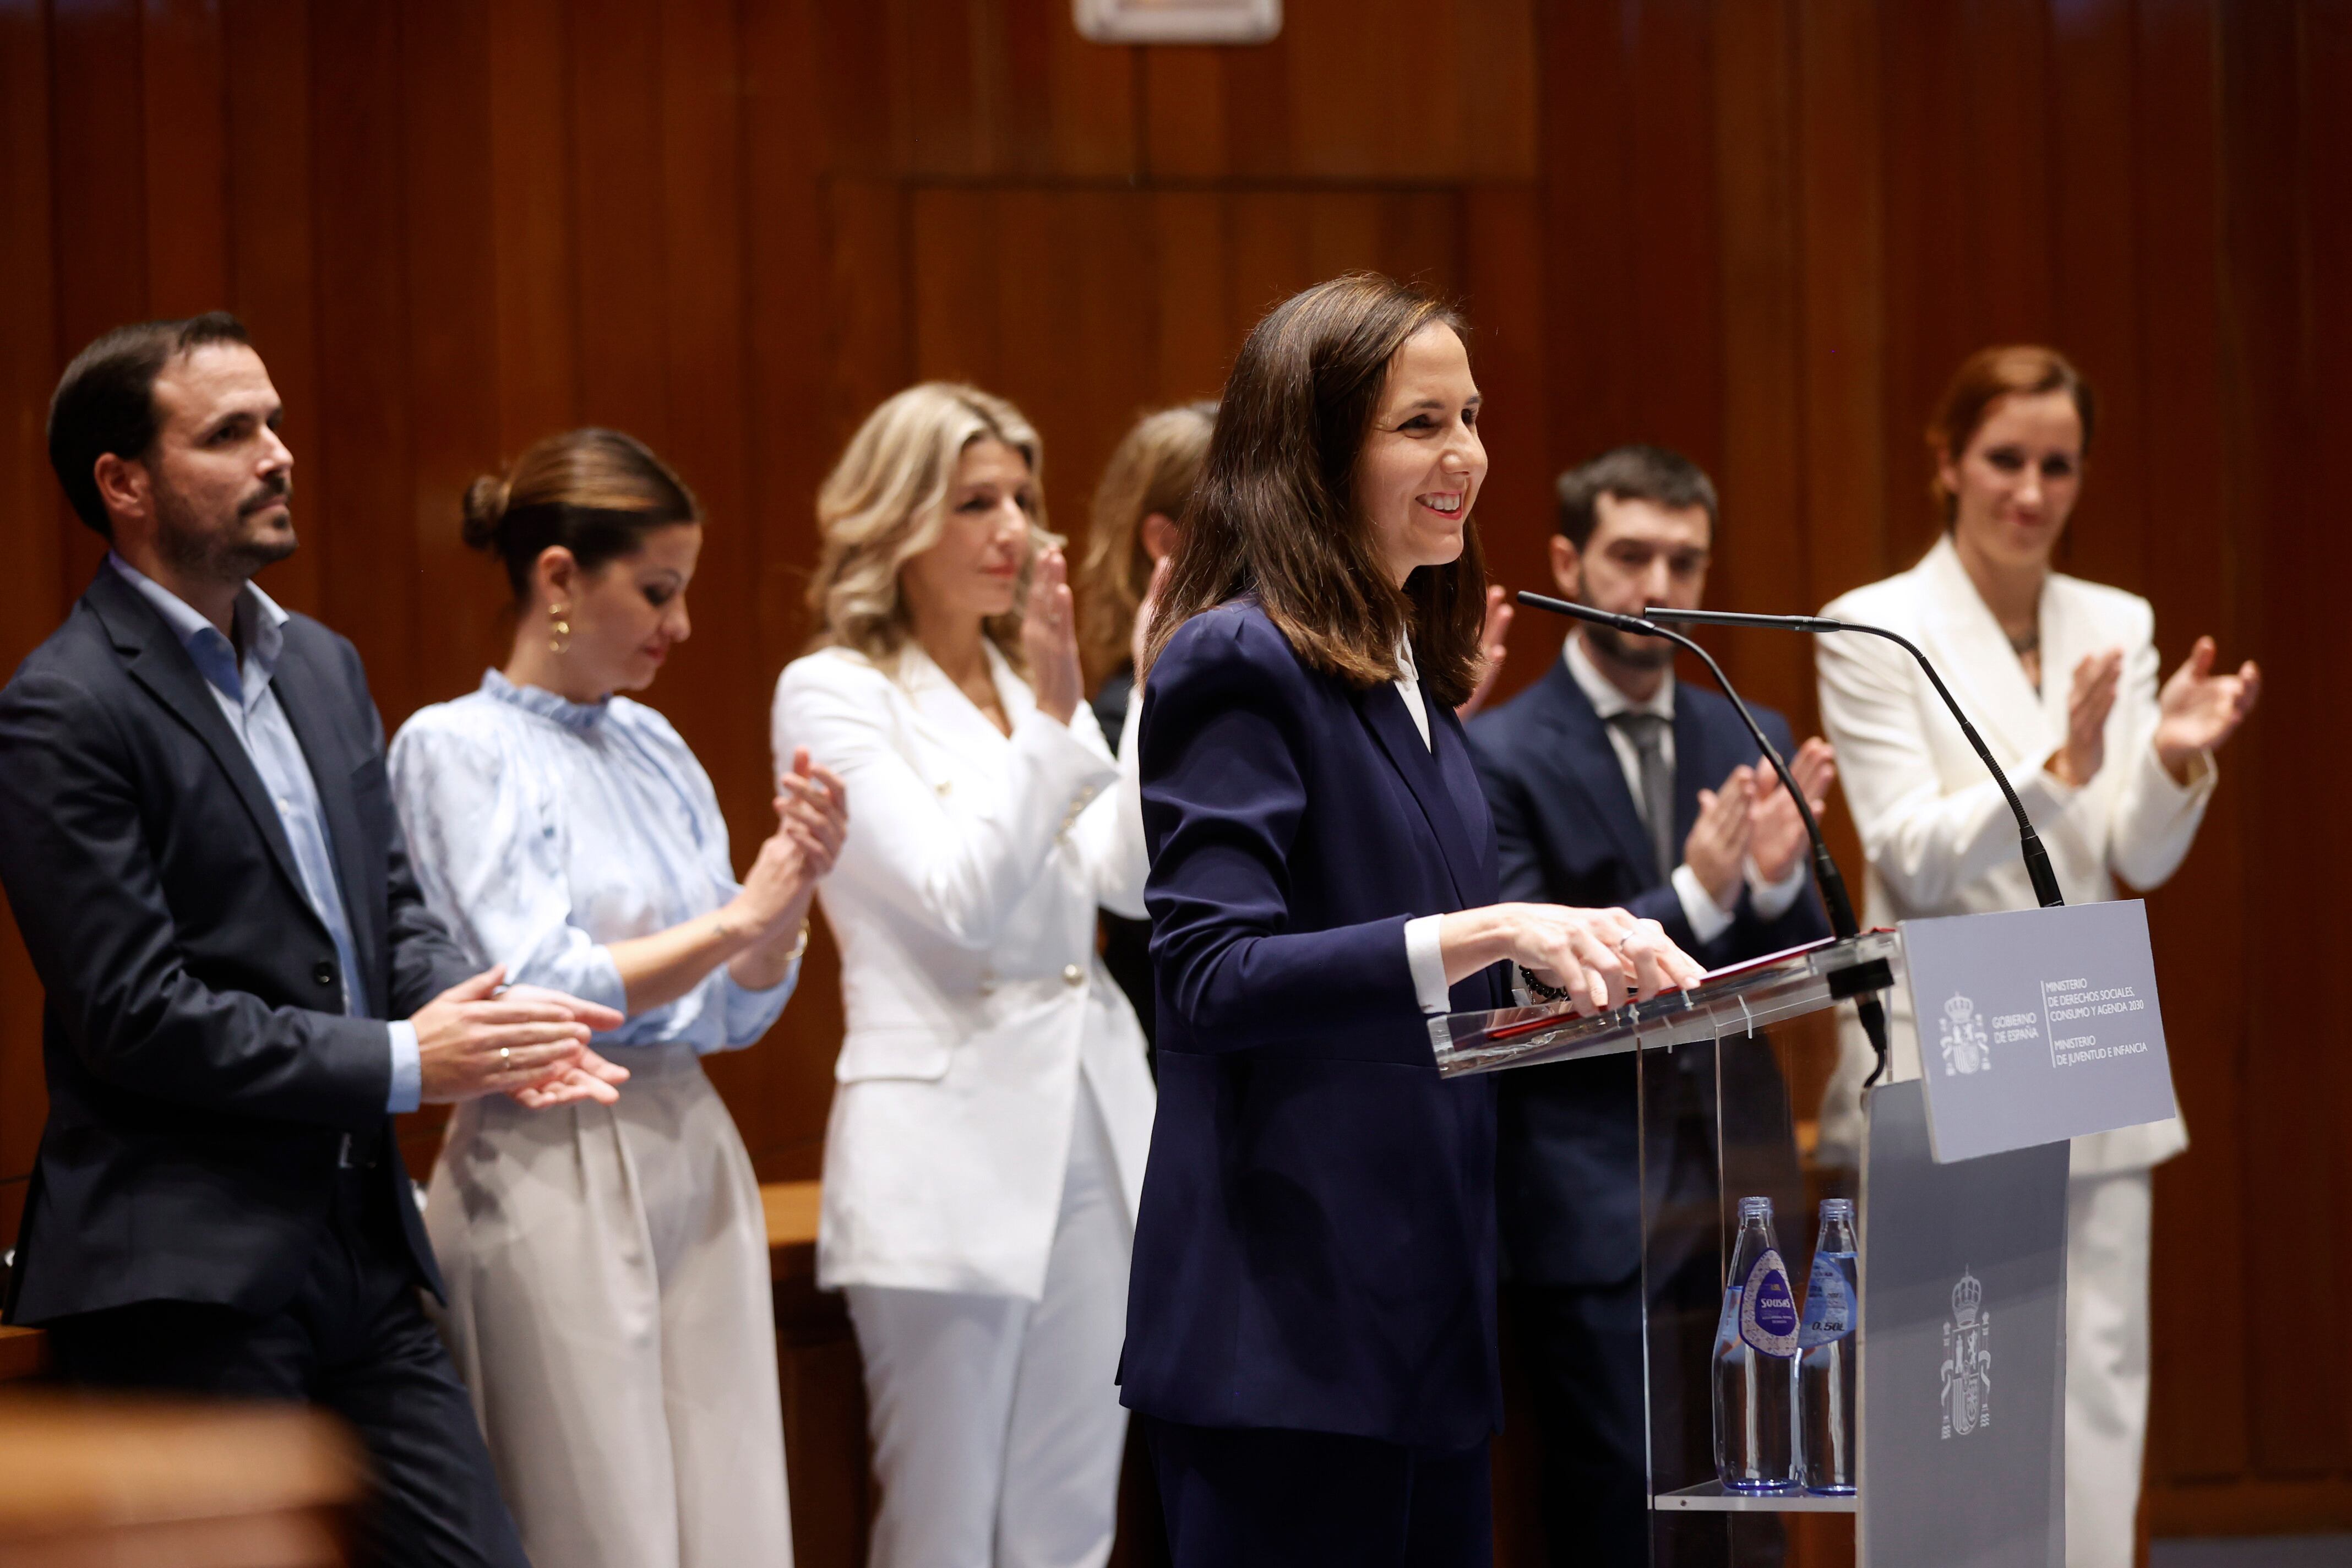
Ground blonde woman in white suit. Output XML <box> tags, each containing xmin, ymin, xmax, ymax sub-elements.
<box><xmin>771</xmin><ymin>384</ymin><xmax>1151</xmax><ymax>1568</ymax></box>
<box><xmin>1815</xmin><ymin>346</ymin><xmax>2259</xmax><ymax>1568</ymax></box>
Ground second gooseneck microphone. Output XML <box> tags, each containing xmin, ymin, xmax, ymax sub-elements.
<box><xmin>1513</xmin><ymin>590</ymin><xmax>1896</xmax><ymax>1083</ymax></box>
<box><xmin>1640</xmin><ymin>606</ymin><xmax>2067</xmax><ymax>911</ymax></box>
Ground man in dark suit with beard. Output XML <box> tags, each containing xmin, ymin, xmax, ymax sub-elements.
<box><xmin>0</xmin><ymin>313</ymin><xmax>629</xmax><ymax>1566</ymax></box>
<box><xmin>1467</xmin><ymin>447</ymin><xmax>1836</xmax><ymax>1566</ymax></box>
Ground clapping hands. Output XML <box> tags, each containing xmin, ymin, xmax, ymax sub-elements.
<box><xmin>2153</xmin><ymin>636</ymin><xmax>2260</xmax><ymax>782</ymax></box>
<box><xmin>1683</xmin><ymin>738</ymin><xmax>1836</xmax><ymax>903</ymax></box>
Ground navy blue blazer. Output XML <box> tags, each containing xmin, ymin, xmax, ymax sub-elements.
<box><xmin>1121</xmin><ymin>601</ymin><xmax>1513</xmax><ymax>1450</ymax></box>
<box><xmin>1466</xmin><ymin>652</ymin><xmax>1826</xmax><ymax>1288</ymax></box>
<box><xmin>0</xmin><ymin>567</ymin><xmax>472</xmax><ymax>1325</ymax></box>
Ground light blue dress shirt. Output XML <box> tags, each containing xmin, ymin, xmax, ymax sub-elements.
<box><xmin>105</xmin><ymin>554</ymin><xmax>422</xmax><ymax>1111</ymax></box>
<box><xmin>388</xmin><ymin>670</ymin><xmax>797</xmax><ymax>1053</ymax></box>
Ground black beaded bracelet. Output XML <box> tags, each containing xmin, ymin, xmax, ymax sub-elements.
<box><xmin>1518</xmin><ymin>964</ymin><xmax>1575</xmax><ymax>1004</ymax></box>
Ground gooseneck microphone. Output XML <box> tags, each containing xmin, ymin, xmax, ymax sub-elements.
<box><xmin>1514</xmin><ymin>590</ymin><xmax>1895</xmax><ymax>1082</ymax></box>
<box><xmin>1639</xmin><ymin>606</ymin><xmax>2066</xmax><ymax>911</ymax></box>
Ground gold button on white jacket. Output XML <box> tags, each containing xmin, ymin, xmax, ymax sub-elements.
<box><xmin>772</xmin><ymin>643</ymin><xmax>1152</xmax><ymax>1299</ymax></box>
<box><xmin>1814</xmin><ymin>535</ymin><xmax>2216</xmax><ymax>1177</ymax></box>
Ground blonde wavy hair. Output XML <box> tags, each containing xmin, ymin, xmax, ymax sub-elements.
<box><xmin>1074</xmin><ymin>401</ymin><xmax>1216</xmax><ymax>687</ymax></box>
<box><xmin>807</xmin><ymin>383</ymin><xmax>1054</xmax><ymax>669</ymax></box>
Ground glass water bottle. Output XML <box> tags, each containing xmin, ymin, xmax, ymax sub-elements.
<box><xmin>1799</xmin><ymin>1197</ymin><xmax>1860</xmax><ymax>1495</ymax></box>
<box><xmin>1712</xmin><ymin>1195</ymin><xmax>1803</xmax><ymax>1492</ymax></box>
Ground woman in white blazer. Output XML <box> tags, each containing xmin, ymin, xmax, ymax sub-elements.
<box><xmin>771</xmin><ymin>384</ymin><xmax>1152</xmax><ymax>1568</ymax></box>
<box><xmin>1815</xmin><ymin>346</ymin><xmax>2258</xmax><ymax>1568</ymax></box>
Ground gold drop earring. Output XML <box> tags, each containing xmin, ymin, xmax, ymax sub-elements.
<box><xmin>548</xmin><ymin>603</ymin><xmax>571</xmax><ymax>656</ymax></box>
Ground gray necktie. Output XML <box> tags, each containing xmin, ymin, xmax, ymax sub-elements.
<box><xmin>1608</xmin><ymin>711</ymin><xmax>1678</xmax><ymax>883</ymax></box>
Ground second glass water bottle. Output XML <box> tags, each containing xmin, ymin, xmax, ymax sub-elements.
<box><xmin>1712</xmin><ymin>1195</ymin><xmax>1802</xmax><ymax>1492</ymax></box>
<box><xmin>1799</xmin><ymin>1197</ymin><xmax>1860</xmax><ymax>1494</ymax></box>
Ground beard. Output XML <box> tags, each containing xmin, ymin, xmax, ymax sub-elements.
<box><xmin>155</xmin><ymin>471</ymin><xmax>298</xmax><ymax>584</ymax></box>
<box><xmin>1583</xmin><ymin>615</ymin><xmax>1675</xmax><ymax>671</ymax></box>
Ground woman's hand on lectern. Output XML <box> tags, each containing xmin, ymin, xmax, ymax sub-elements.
<box><xmin>1437</xmin><ymin>903</ymin><xmax>1704</xmax><ymax>1016</ymax></box>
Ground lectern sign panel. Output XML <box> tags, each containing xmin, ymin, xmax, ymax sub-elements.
<box><xmin>1899</xmin><ymin>901</ymin><xmax>2178</xmax><ymax>1164</ymax></box>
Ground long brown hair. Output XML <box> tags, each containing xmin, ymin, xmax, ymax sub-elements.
<box><xmin>1926</xmin><ymin>345</ymin><xmax>2096</xmax><ymax>525</ymax></box>
<box><xmin>1140</xmin><ymin>274</ymin><xmax>1488</xmax><ymax>707</ymax></box>
<box><xmin>1074</xmin><ymin>400</ymin><xmax>1216</xmax><ymax>687</ymax></box>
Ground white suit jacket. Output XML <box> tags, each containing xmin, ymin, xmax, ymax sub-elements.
<box><xmin>1815</xmin><ymin>535</ymin><xmax>2216</xmax><ymax>1177</ymax></box>
<box><xmin>771</xmin><ymin>642</ymin><xmax>1153</xmax><ymax>1299</ymax></box>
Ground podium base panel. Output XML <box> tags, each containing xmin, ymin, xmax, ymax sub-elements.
<box><xmin>1652</xmin><ymin>1482</ymin><xmax>1857</xmax><ymax>1513</ymax></box>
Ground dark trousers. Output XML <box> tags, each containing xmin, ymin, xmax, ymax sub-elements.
<box><xmin>1143</xmin><ymin>1416</ymin><xmax>1490</xmax><ymax>1568</ymax></box>
<box><xmin>43</xmin><ymin>1169</ymin><xmax>526</xmax><ymax>1568</ymax></box>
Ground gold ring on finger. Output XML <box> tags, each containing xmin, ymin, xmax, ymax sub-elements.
<box><xmin>500</xmin><ymin>1046</ymin><xmax>511</xmax><ymax>1070</ymax></box>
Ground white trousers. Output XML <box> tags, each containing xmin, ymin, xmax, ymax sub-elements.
<box><xmin>845</xmin><ymin>1081</ymin><xmax>1133</xmax><ymax>1568</ymax></box>
<box><xmin>427</xmin><ymin>1048</ymin><xmax>793</xmax><ymax>1568</ymax></box>
<box><xmin>2065</xmin><ymin>1169</ymin><xmax>2152</xmax><ymax>1568</ymax></box>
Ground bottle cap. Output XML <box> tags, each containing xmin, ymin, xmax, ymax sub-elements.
<box><xmin>1821</xmin><ymin>1197</ymin><xmax>1853</xmax><ymax>1217</ymax></box>
<box><xmin>1739</xmin><ymin>1195</ymin><xmax>1772</xmax><ymax>1217</ymax></box>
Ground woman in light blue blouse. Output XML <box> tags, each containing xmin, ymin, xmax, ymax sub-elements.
<box><xmin>389</xmin><ymin>428</ymin><xmax>848</xmax><ymax>1568</ymax></box>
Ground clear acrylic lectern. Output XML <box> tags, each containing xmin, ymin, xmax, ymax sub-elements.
<box><xmin>1433</xmin><ymin>911</ymin><xmax>2140</xmax><ymax>1568</ymax></box>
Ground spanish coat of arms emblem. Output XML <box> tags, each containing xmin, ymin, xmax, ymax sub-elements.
<box><xmin>1940</xmin><ymin>1267</ymin><xmax>1992</xmax><ymax>1439</ymax></box>
<box><xmin>1937</xmin><ymin>992</ymin><xmax>1990</xmax><ymax>1076</ymax></box>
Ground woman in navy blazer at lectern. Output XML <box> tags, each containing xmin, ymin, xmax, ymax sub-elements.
<box><xmin>1122</xmin><ymin>273</ymin><xmax>1704</xmax><ymax>1567</ymax></box>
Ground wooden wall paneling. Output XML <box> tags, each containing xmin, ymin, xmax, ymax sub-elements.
<box><xmin>1709</xmin><ymin>0</ymin><xmax>1807</xmax><ymax>723</ymax></box>
<box><xmin>139</xmin><ymin>0</ymin><xmax>229</xmax><ymax>318</ymax></box>
<box><xmin>895</xmin><ymin>0</ymin><xmax>987</xmax><ymax>177</ymax></box>
<box><xmin>1140</xmin><ymin>47</ymin><xmax>1229</xmax><ymax>181</ymax></box>
<box><xmin>649</xmin><ymin>0</ymin><xmax>756</xmax><ymax>811</ymax></box>
<box><xmin>224</xmin><ymin>0</ymin><xmax>323</xmax><ymax>617</ymax></box>
<box><xmin>823</xmin><ymin>179</ymin><xmax>913</xmax><ymax>456</ymax></box>
<box><xmin>998</xmin><ymin>187</ymin><xmax>1161</xmax><ymax>549</ymax></box>
<box><xmin>565</xmin><ymin>0</ymin><xmax>672</xmax><ymax>451</ymax></box>
<box><xmin>0</xmin><ymin>0</ymin><xmax>58</xmax><ymax>1238</ymax></box>
<box><xmin>910</xmin><ymin>184</ymin><xmax>1006</xmax><ymax>388</ymax></box>
<box><xmin>1794</xmin><ymin>0</ymin><xmax>1888</xmax><ymax>618</ymax></box>
<box><xmin>1872</xmin><ymin>0</ymin><xmax>1959</xmax><ymax>565</ymax></box>
<box><xmin>2135</xmin><ymin>0</ymin><xmax>2253</xmax><ymax>1494</ymax></box>
<box><xmin>396</xmin><ymin>0</ymin><xmax>510</xmax><ymax>718</ymax></box>
<box><xmin>2297</xmin><ymin>0</ymin><xmax>2352</xmax><ymax>1482</ymax></box>
<box><xmin>741</xmin><ymin>0</ymin><xmax>842</xmax><ymax>1184</ymax></box>
<box><xmin>1031</xmin><ymin>0</ymin><xmax>1139</xmax><ymax>178</ymax></box>
<box><xmin>48</xmin><ymin>0</ymin><xmax>148</xmax><ymax>609</ymax></box>
<box><xmin>1147</xmin><ymin>191</ymin><xmax>1234</xmax><ymax>404</ymax></box>
<box><xmin>1956</xmin><ymin>0</ymin><xmax>2059</xmax><ymax>345</ymax></box>
<box><xmin>807</xmin><ymin>0</ymin><xmax>895</xmax><ymax>179</ymax></box>
<box><xmin>486</xmin><ymin>0</ymin><xmax>582</xmax><ymax>459</ymax></box>
<box><xmin>2046</xmin><ymin>0</ymin><xmax>2147</xmax><ymax>600</ymax></box>
<box><xmin>1613</xmin><ymin>0</ymin><xmax>1723</xmax><ymax>478</ymax></box>
<box><xmin>1457</xmin><ymin>0</ymin><xmax>1539</xmax><ymax>183</ymax></box>
<box><xmin>1538</xmin><ymin>0</ymin><xmax>1639</xmax><ymax>460</ymax></box>
<box><xmin>1458</xmin><ymin>185</ymin><xmax>1554</xmax><ymax>703</ymax></box>
<box><xmin>2215</xmin><ymin>0</ymin><xmax>2350</xmax><ymax>1482</ymax></box>
<box><xmin>306</xmin><ymin>0</ymin><xmax>418</xmax><ymax>709</ymax></box>
<box><xmin>1279</xmin><ymin>0</ymin><xmax>1458</xmax><ymax>181</ymax></box>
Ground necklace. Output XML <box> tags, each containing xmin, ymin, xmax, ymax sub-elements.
<box><xmin>2007</xmin><ymin>626</ymin><xmax>2039</xmax><ymax>656</ymax></box>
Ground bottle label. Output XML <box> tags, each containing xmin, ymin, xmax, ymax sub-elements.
<box><xmin>1739</xmin><ymin>1249</ymin><xmax>1800</xmax><ymax>1357</ymax></box>
<box><xmin>1799</xmin><ymin>1254</ymin><xmax>1855</xmax><ymax>1347</ymax></box>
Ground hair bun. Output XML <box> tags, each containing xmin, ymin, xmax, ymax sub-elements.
<box><xmin>460</xmin><ymin>475</ymin><xmax>510</xmax><ymax>552</ymax></box>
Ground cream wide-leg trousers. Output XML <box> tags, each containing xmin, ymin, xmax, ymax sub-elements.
<box><xmin>2065</xmin><ymin>1168</ymin><xmax>2153</xmax><ymax>1568</ymax></box>
<box><xmin>844</xmin><ymin>1081</ymin><xmax>1134</xmax><ymax>1568</ymax></box>
<box><xmin>426</xmin><ymin>1046</ymin><xmax>792</xmax><ymax>1568</ymax></box>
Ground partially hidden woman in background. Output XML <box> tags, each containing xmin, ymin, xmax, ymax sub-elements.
<box><xmin>1125</xmin><ymin>273</ymin><xmax>1703</xmax><ymax>1566</ymax></box>
<box><xmin>1073</xmin><ymin>399</ymin><xmax>1216</xmax><ymax>1053</ymax></box>
<box><xmin>772</xmin><ymin>384</ymin><xmax>1153</xmax><ymax>1568</ymax></box>
<box><xmin>1813</xmin><ymin>346</ymin><xmax>2259</xmax><ymax>1568</ymax></box>
<box><xmin>390</xmin><ymin>428</ymin><xmax>848</xmax><ymax>1568</ymax></box>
